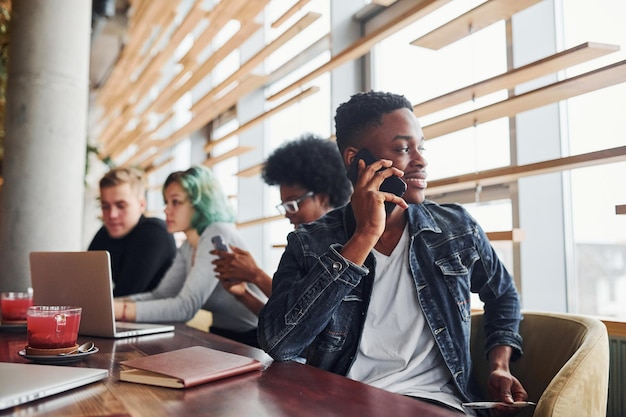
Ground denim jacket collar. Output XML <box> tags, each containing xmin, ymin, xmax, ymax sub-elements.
<box><xmin>342</xmin><ymin>202</ymin><xmax>442</xmax><ymax>239</ymax></box>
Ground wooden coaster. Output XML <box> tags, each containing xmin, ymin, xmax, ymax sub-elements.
<box><xmin>1</xmin><ymin>319</ymin><xmax>27</xmax><ymax>325</ymax></box>
<box><xmin>25</xmin><ymin>344</ymin><xmax>79</xmax><ymax>356</ymax></box>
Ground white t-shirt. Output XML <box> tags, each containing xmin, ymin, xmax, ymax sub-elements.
<box><xmin>346</xmin><ymin>225</ymin><xmax>465</xmax><ymax>412</ymax></box>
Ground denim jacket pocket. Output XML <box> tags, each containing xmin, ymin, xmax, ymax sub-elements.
<box><xmin>435</xmin><ymin>248</ymin><xmax>479</xmax><ymax>322</ymax></box>
<box><xmin>315</xmin><ymin>294</ymin><xmax>362</xmax><ymax>353</ymax></box>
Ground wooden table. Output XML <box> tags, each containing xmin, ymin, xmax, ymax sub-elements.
<box><xmin>0</xmin><ymin>323</ymin><xmax>465</xmax><ymax>417</ymax></box>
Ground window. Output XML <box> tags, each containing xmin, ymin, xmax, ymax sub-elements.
<box><xmin>368</xmin><ymin>0</ymin><xmax>626</xmax><ymax>318</ymax></box>
<box><xmin>372</xmin><ymin>2</ymin><xmax>513</xmax><ymax>309</ymax></box>
<box><xmin>561</xmin><ymin>0</ymin><xmax>626</xmax><ymax>319</ymax></box>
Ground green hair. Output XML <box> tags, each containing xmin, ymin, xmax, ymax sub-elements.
<box><xmin>163</xmin><ymin>165</ymin><xmax>235</xmax><ymax>234</ymax></box>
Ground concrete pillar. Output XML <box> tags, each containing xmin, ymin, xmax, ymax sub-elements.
<box><xmin>0</xmin><ymin>0</ymin><xmax>92</xmax><ymax>291</ymax></box>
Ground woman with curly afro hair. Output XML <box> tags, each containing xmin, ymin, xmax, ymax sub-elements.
<box><xmin>211</xmin><ymin>133</ymin><xmax>352</xmax><ymax>316</ymax></box>
<box><xmin>263</xmin><ymin>133</ymin><xmax>352</xmax><ymax>227</ymax></box>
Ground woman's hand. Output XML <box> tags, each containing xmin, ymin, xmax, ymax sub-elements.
<box><xmin>212</xmin><ymin>246</ymin><xmax>260</xmax><ymax>282</ymax></box>
<box><xmin>219</xmin><ymin>278</ymin><xmax>247</xmax><ymax>296</ymax></box>
<box><xmin>217</xmin><ymin>276</ymin><xmax>266</xmax><ymax>316</ymax></box>
<box><xmin>211</xmin><ymin>245</ymin><xmax>273</xmax><ymax>296</ymax></box>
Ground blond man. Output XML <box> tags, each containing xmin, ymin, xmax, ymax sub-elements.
<box><xmin>88</xmin><ymin>167</ymin><xmax>176</xmax><ymax>296</ymax></box>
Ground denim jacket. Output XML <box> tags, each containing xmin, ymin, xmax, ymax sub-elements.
<box><xmin>258</xmin><ymin>201</ymin><xmax>523</xmax><ymax>401</ymax></box>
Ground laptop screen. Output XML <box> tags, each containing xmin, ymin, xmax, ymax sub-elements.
<box><xmin>29</xmin><ymin>251</ymin><xmax>174</xmax><ymax>338</ymax></box>
<box><xmin>30</xmin><ymin>251</ymin><xmax>118</xmax><ymax>337</ymax></box>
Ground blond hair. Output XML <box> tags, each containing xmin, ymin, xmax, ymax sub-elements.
<box><xmin>99</xmin><ymin>167</ymin><xmax>146</xmax><ymax>199</ymax></box>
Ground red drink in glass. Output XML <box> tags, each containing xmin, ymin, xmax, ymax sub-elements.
<box><xmin>1</xmin><ymin>292</ymin><xmax>34</xmax><ymax>322</ymax></box>
<box><xmin>26</xmin><ymin>306</ymin><xmax>82</xmax><ymax>349</ymax></box>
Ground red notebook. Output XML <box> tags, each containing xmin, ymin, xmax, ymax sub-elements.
<box><xmin>119</xmin><ymin>346</ymin><xmax>264</xmax><ymax>388</ymax></box>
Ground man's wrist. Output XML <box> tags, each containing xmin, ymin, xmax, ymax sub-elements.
<box><xmin>488</xmin><ymin>345</ymin><xmax>513</xmax><ymax>372</ymax></box>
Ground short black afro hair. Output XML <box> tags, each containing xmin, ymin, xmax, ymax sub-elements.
<box><xmin>334</xmin><ymin>91</ymin><xmax>413</xmax><ymax>154</ymax></box>
<box><xmin>262</xmin><ymin>133</ymin><xmax>352</xmax><ymax>209</ymax></box>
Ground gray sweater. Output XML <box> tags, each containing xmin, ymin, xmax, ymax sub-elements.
<box><xmin>131</xmin><ymin>222</ymin><xmax>264</xmax><ymax>332</ymax></box>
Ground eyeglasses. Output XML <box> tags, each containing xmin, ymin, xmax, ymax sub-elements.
<box><xmin>276</xmin><ymin>191</ymin><xmax>314</xmax><ymax>215</ymax></box>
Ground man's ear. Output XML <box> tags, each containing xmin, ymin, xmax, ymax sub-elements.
<box><xmin>138</xmin><ymin>196</ymin><xmax>147</xmax><ymax>213</ymax></box>
<box><xmin>343</xmin><ymin>146</ymin><xmax>360</xmax><ymax>169</ymax></box>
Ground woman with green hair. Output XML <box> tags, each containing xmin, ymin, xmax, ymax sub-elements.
<box><xmin>113</xmin><ymin>165</ymin><xmax>264</xmax><ymax>347</ymax></box>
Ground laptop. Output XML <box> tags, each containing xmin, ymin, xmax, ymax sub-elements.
<box><xmin>29</xmin><ymin>251</ymin><xmax>175</xmax><ymax>338</ymax></box>
<box><xmin>0</xmin><ymin>362</ymin><xmax>108</xmax><ymax>410</ymax></box>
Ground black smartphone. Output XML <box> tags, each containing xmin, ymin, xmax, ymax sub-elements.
<box><xmin>346</xmin><ymin>148</ymin><xmax>407</xmax><ymax>216</ymax></box>
<box><xmin>211</xmin><ymin>235</ymin><xmax>228</xmax><ymax>252</ymax></box>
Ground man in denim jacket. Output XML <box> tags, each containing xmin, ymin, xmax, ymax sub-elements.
<box><xmin>259</xmin><ymin>91</ymin><xmax>527</xmax><ymax>413</ymax></box>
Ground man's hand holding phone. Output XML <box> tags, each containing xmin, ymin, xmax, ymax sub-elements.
<box><xmin>341</xmin><ymin>149</ymin><xmax>408</xmax><ymax>266</ymax></box>
<box><xmin>347</xmin><ymin>149</ymin><xmax>408</xmax><ymax>227</ymax></box>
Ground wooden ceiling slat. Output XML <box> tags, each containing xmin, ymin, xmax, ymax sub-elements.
<box><xmin>423</xmin><ymin>60</ymin><xmax>626</xmax><ymax>140</ymax></box>
<box><xmin>413</xmin><ymin>42</ymin><xmax>620</xmax><ymax>117</ymax></box>
<box><xmin>235</xmin><ymin>0</ymin><xmax>272</xmax><ymax>23</ymax></box>
<box><xmin>150</xmin><ymin>21</ymin><xmax>262</xmax><ymax>115</ymax></box>
<box><xmin>131</xmin><ymin>0</ymin><xmax>271</xmax><ymax>131</ymax></box>
<box><xmin>93</xmin><ymin>0</ymin><xmax>626</xmax><ymax>199</ymax></box>
<box><xmin>137</xmin><ymin>8</ymin><xmax>182</xmax><ymax>79</ymax></box>
<box><xmin>236</xmin><ymin>214</ymin><xmax>285</xmax><ymax>229</ymax></box>
<box><xmin>98</xmin><ymin>1</ymin><xmax>170</xmax><ymax>108</ymax></box>
<box><xmin>116</xmin><ymin>113</ymin><xmax>173</xmax><ymax>161</ymax></box>
<box><xmin>236</xmin><ymin>163</ymin><xmax>264</xmax><ymax>178</ymax></box>
<box><xmin>267</xmin><ymin>34</ymin><xmax>330</xmax><ymax>85</ymax></box>
<box><xmin>130</xmin><ymin>5</ymin><xmax>221</xmax><ymax>100</ymax></box>
<box><xmin>272</xmin><ymin>0</ymin><xmax>312</xmax><ymax>28</ymax></box>
<box><xmin>191</xmin><ymin>12</ymin><xmax>322</xmax><ymax>114</ymax></box>
<box><xmin>96</xmin><ymin>0</ymin><xmax>147</xmax><ymax>102</ymax></box>
<box><xmin>370</xmin><ymin>0</ymin><xmax>399</xmax><ymax>6</ymax></box>
<box><xmin>107</xmin><ymin>119</ymin><xmax>150</xmax><ymax>160</ymax></box>
<box><xmin>178</xmin><ymin>0</ymin><xmax>249</xmax><ymax>69</ymax></box>
<box><xmin>100</xmin><ymin>0</ymin><xmax>449</xmax><ymax>164</ymax></box>
<box><xmin>97</xmin><ymin>107</ymin><xmax>127</xmax><ymax>150</ymax></box>
<box><xmin>410</xmin><ymin>0</ymin><xmax>542</xmax><ymax>50</ymax></box>
<box><xmin>204</xmin><ymin>86</ymin><xmax>320</xmax><ymax>153</ymax></box>
<box><xmin>137</xmin><ymin>150</ymin><xmax>162</xmax><ymax>171</ymax></box>
<box><xmin>99</xmin><ymin>0</ymin><xmax>271</xmax><ymax>163</ymax></box>
<box><xmin>267</xmin><ymin>0</ymin><xmax>451</xmax><ymax>102</ymax></box>
<box><xmin>143</xmin><ymin>156</ymin><xmax>174</xmax><ymax>174</ymax></box>
<box><xmin>124</xmin><ymin>75</ymin><xmax>268</xmax><ymax>168</ymax></box>
<box><xmin>203</xmin><ymin>146</ymin><xmax>254</xmax><ymax>167</ymax></box>
<box><xmin>486</xmin><ymin>229</ymin><xmax>525</xmax><ymax>242</ymax></box>
<box><xmin>425</xmin><ymin>145</ymin><xmax>626</xmax><ymax>196</ymax></box>
<box><xmin>98</xmin><ymin>1</ymin><xmax>207</xmax><ymax>126</ymax></box>
<box><xmin>133</xmin><ymin>151</ymin><xmax>160</xmax><ymax>169</ymax></box>
<box><xmin>193</xmin><ymin>74</ymin><xmax>269</xmax><ymax>121</ymax></box>
<box><xmin>122</xmin><ymin>2</ymin><xmax>181</xmax><ymax>87</ymax></box>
